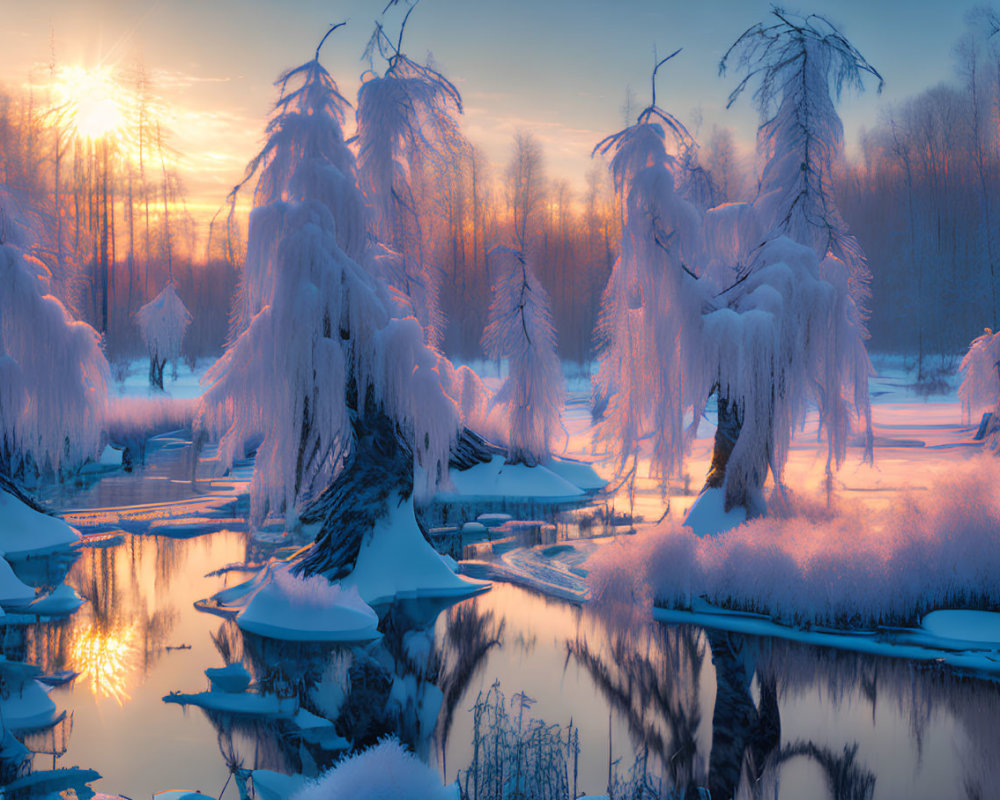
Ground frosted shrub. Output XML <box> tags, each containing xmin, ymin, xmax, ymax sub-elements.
<box><xmin>959</xmin><ymin>328</ymin><xmax>1000</xmax><ymax>424</ymax></box>
<box><xmin>459</xmin><ymin>682</ymin><xmax>579</xmax><ymax>800</ymax></box>
<box><xmin>134</xmin><ymin>283</ymin><xmax>192</xmax><ymax>390</ymax></box>
<box><xmin>588</xmin><ymin>457</ymin><xmax>1000</xmax><ymax>627</ymax></box>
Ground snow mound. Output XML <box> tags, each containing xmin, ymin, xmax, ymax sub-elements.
<box><xmin>542</xmin><ymin>457</ymin><xmax>607</xmax><ymax>492</ymax></box>
<box><xmin>439</xmin><ymin>456</ymin><xmax>584</xmax><ymax>501</ymax></box>
<box><xmin>682</xmin><ymin>487</ymin><xmax>748</xmax><ymax>536</ymax></box>
<box><xmin>0</xmin><ymin>490</ymin><xmax>81</xmax><ymax>558</ymax></box>
<box><xmin>3</xmin><ymin>678</ymin><xmax>58</xmax><ymax>730</ymax></box>
<box><xmin>922</xmin><ymin>610</ymin><xmax>1000</xmax><ymax>645</ymax></box>
<box><xmin>340</xmin><ymin>494</ymin><xmax>488</xmax><ymax>606</ymax></box>
<box><xmin>18</xmin><ymin>583</ymin><xmax>84</xmax><ymax>616</ymax></box>
<box><xmin>291</xmin><ymin>737</ymin><xmax>457</xmax><ymax>800</ymax></box>
<box><xmin>237</xmin><ymin>564</ymin><xmax>380</xmax><ymax>642</ymax></box>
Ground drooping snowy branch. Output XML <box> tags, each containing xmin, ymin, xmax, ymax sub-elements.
<box><xmin>0</xmin><ymin>241</ymin><xmax>108</xmax><ymax>479</ymax></box>
<box><xmin>482</xmin><ymin>246</ymin><xmax>563</xmax><ymax>466</ymax></box>
<box><xmin>356</xmin><ymin>6</ymin><xmax>466</xmax><ymax>346</ymax></box>
<box><xmin>592</xmin><ymin>112</ymin><xmax>710</xmax><ymax>480</ymax></box>
<box><xmin>721</xmin><ymin>8</ymin><xmax>883</xmax><ymax>312</ymax></box>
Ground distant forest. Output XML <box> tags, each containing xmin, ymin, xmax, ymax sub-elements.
<box><xmin>2</xmin><ymin>11</ymin><xmax>1000</xmax><ymax>378</ymax></box>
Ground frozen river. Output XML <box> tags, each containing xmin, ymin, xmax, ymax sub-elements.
<box><xmin>9</xmin><ymin>428</ymin><xmax>1000</xmax><ymax>799</ymax></box>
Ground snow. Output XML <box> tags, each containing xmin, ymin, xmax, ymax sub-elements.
<box><xmin>205</xmin><ymin>663</ymin><xmax>251</xmax><ymax>693</ymax></box>
<box><xmin>152</xmin><ymin>792</ymin><xmax>216</xmax><ymax>800</ymax></box>
<box><xmin>542</xmin><ymin>457</ymin><xmax>607</xmax><ymax>492</ymax></box>
<box><xmin>163</xmin><ymin>687</ymin><xmax>296</xmax><ymax>717</ymax></box>
<box><xmin>17</xmin><ymin>582</ymin><xmax>84</xmax><ymax>616</ymax></box>
<box><xmin>290</xmin><ymin>737</ymin><xmax>458</xmax><ymax>800</ymax></box>
<box><xmin>437</xmin><ymin>456</ymin><xmax>584</xmax><ymax>502</ymax></box>
<box><xmin>682</xmin><ymin>487</ymin><xmax>748</xmax><ymax>536</ymax></box>
<box><xmin>921</xmin><ymin>610</ymin><xmax>1000</xmax><ymax>645</ymax></box>
<box><xmin>253</xmin><ymin>770</ymin><xmax>310</xmax><ymax>800</ymax></box>
<box><xmin>2</xmin><ymin>677</ymin><xmax>59</xmax><ymax>731</ymax></box>
<box><xmin>237</xmin><ymin>563</ymin><xmax>380</xmax><ymax>642</ymax></box>
<box><xmin>0</xmin><ymin>488</ymin><xmax>80</xmax><ymax>558</ymax></box>
<box><xmin>340</xmin><ymin>493</ymin><xmax>489</xmax><ymax>606</ymax></box>
<box><xmin>0</xmin><ymin>556</ymin><xmax>35</xmax><ymax>606</ymax></box>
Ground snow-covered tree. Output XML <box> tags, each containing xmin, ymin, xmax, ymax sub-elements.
<box><xmin>959</xmin><ymin>328</ymin><xmax>1000</xmax><ymax>425</ymax></box>
<box><xmin>482</xmin><ymin>246</ymin><xmax>563</xmax><ymax>466</ymax></box>
<box><xmin>0</xmin><ymin>211</ymin><xmax>108</xmax><ymax>482</ymax></box>
<box><xmin>713</xmin><ymin>9</ymin><xmax>877</xmax><ymax>511</ymax></box>
<box><xmin>198</xmin><ymin>27</ymin><xmax>466</xmax><ymax>591</ymax></box>
<box><xmin>722</xmin><ymin>9</ymin><xmax>881</xmax><ymax>311</ymax></box>
<box><xmin>592</xmin><ymin>50</ymin><xmax>712</xmax><ymax>483</ymax></box>
<box><xmin>134</xmin><ymin>283</ymin><xmax>191</xmax><ymax>389</ymax></box>
<box><xmin>355</xmin><ymin>3</ymin><xmax>465</xmax><ymax>347</ymax></box>
<box><xmin>595</xmin><ymin>23</ymin><xmax>876</xmax><ymax>526</ymax></box>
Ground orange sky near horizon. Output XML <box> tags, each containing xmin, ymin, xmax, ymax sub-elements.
<box><xmin>1</xmin><ymin>0</ymin><xmax>972</xmax><ymax>247</ymax></box>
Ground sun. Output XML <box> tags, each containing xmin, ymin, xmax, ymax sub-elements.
<box><xmin>53</xmin><ymin>65</ymin><xmax>125</xmax><ymax>141</ymax></box>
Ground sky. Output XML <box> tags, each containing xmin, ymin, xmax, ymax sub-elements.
<box><xmin>1</xmin><ymin>0</ymin><xmax>975</xmax><ymax>222</ymax></box>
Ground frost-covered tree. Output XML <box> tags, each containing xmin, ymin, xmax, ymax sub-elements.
<box><xmin>198</xmin><ymin>27</ymin><xmax>471</xmax><ymax>592</ymax></box>
<box><xmin>959</xmin><ymin>328</ymin><xmax>1000</xmax><ymax>427</ymax></box>
<box><xmin>713</xmin><ymin>9</ymin><xmax>877</xmax><ymax>512</ymax></box>
<box><xmin>722</xmin><ymin>8</ymin><xmax>882</xmax><ymax>309</ymax></box>
<box><xmin>482</xmin><ymin>246</ymin><xmax>563</xmax><ymax>466</ymax></box>
<box><xmin>0</xmin><ymin>209</ymin><xmax>108</xmax><ymax>482</ymax></box>
<box><xmin>134</xmin><ymin>283</ymin><xmax>191</xmax><ymax>389</ymax></box>
<box><xmin>595</xmin><ymin>23</ymin><xmax>876</xmax><ymax>526</ymax></box>
<box><xmin>592</xmin><ymin>50</ymin><xmax>712</xmax><ymax>484</ymax></box>
<box><xmin>355</xmin><ymin>2</ymin><xmax>465</xmax><ymax>347</ymax></box>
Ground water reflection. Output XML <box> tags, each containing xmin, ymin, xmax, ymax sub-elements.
<box><xmin>6</xmin><ymin>519</ymin><xmax>1000</xmax><ymax>799</ymax></box>
<box><xmin>68</xmin><ymin>621</ymin><xmax>138</xmax><ymax>704</ymax></box>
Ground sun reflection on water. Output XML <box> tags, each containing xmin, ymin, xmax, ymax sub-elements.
<box><xmin>69</xmin><ymin>621</ymin><xmax>138</xmax><ymax>705</ymax></box>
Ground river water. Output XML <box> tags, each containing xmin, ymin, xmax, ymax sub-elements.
<box><xmin>12</xmin><ymin>435</ymin><xmax>1000</xmax><ymax>799</ymax></box>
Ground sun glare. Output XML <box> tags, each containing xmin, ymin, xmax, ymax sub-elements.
<box><xmin>54</xmin><ymin>65</ymin><xmax>124</xmax><ymax>141</ymax></box>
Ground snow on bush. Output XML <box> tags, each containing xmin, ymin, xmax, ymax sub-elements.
<box><xmin>134</xmin><ymin>283</ymin><xmax>192</xmax><ymax>389</ymax></box>
<box><xmin>0</xmin><ymin>243</ymin><xmax>108</xmax><ymax>478</ymax></box>
<box><xmin>291</xmin><ymin>736</ymin><xmax>454</xmax><ymax>800</ymax></box>
<box><xmin>959</xmin><ymin>328</ymin><xmax>1000</xmax><ymax>423</ymax></box>
<box><xmin>482</xmin><ymin>246</ymin><xmax>564</xmax><ymax>466</ymax></box>
<box><xmin>588</xmin><ymin>456</ymin><xmax>1000</xmax><ymax>628</ymax></box>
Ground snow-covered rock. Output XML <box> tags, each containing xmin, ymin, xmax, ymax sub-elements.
<box><xmin>17</xmin><ymin>582</ymin><xmax>84</xmax><ymax>616</ymax></box>
<box><xmin>340</xmin><ymin>494</ymin><xmax>488</xmax><ymax>606</ymax></box>
<box><xmin>237</xmin><ymin>564</ymin><xmax>380</xmax><ymax>642</ymax></box>
<box><xmin>0</xmin><ymin>489</ymin><xmax>81</xmax><ymax>558</ymax></box>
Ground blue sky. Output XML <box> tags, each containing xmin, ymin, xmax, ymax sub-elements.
<box><xmin>2</xmin><ymin>0</ymin><xmax>973</xmax><ymax>211</ymax></box>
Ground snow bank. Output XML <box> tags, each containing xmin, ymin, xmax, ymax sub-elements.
<box><xmin>291</xmin><ymin>737</ymin><xmax>457</xmax><ymax>800</ymax></box>
<box><xmin>237</xmin><ymin>564</ymin><xmax>380</xmax><ymax>642</ymax></box>
<box><xmin>682</xmin><ymin>487</ymin><xmax>748</xmax><ymax>536</ymax></box>
<box><xmin>589</xmin><ymin>456</ymin><xmax>1000</xmax><ymax>627</ymax></box>
<box><xmin>340</xmin><ymin>494</ymin><xmax>488</xmax><ymax>606</ymax></box>
<box><xmin>0</xmin><ymin>489</ymin><xmax>80</xmax><ymax>558</ymax></box>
